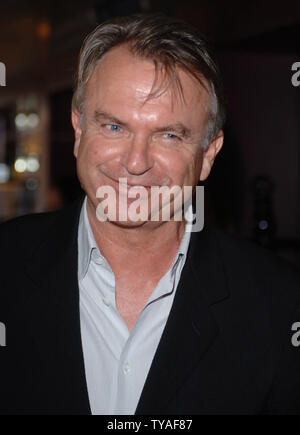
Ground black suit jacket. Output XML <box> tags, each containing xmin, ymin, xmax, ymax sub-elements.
<box><xmin>1</xmin><ymin>195</ymin><xmax>300</xmax><ymax>415</ymax></box>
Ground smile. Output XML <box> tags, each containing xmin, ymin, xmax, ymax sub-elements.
<box><xmin>119</xmin><ymin>182</ymin><xmax>151</xmax><ymax>190</ymax></box>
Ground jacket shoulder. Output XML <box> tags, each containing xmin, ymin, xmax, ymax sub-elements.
<box><xmin>0</xmin><ymin>210</ymin><xmax>62</xmax><ymax>252</ymax></box>
<box><xmin>212</xmin><ymin>226</ymin><xmax>300</xmax><ymax>283</ymax></box>
<box><xmin>0</xmin><ymin>196</ymin><xmax>84</xmax><ymax>257</ymax></box>
<box><xmin>207</xmin><ymin>226</ymin><xmax>300</xmax><ymax>319</ymax></box>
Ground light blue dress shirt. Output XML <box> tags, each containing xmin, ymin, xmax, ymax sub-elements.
<box><xmin>78</xmin><ymin>197</ymin><xmax>191</xmax><ymax>415</ymax></box>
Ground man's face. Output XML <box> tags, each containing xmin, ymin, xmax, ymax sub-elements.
<box><xmin>72</xmin><ymin>44</ymin><xmax>223</xmax><ymax>226</ymax></box>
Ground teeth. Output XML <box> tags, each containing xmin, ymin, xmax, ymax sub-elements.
<box><xmin>119</xmin><ymin>183</ymin><xmax>148</xmax><ymax>189</ymax></box>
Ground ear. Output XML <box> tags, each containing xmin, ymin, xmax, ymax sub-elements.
<box><xmin>71</xmin><ymin>110</ymin><xmax>82</xmax><ymax>158</ymax></box>
<box><xmin>199</xmin><ymin>130</ymin><xmax>224</xmax><ymax>181</ymax></box>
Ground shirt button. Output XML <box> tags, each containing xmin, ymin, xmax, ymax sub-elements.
<box><xmin>122</xmin><ymin>362</ymin><xmax>131</xmax><ymax>375</ymax></box>
<box><xmin>102</xmin><ymin>297</ymin><xmax>110</xmax><ymax>307</ymax></box>
<box><xmin>94</xmin><ymin>256</ymin><xmax>104</xmax><ymax>265</ymax></box>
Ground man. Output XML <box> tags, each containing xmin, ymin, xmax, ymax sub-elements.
<box><xmin>1</xmin><ymin>14</ymin><xmax>300</xmax><ymax>415</ymax></box>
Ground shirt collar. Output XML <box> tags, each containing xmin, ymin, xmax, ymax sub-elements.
<box><xmin>78</xmin><ymin>196</ymin><xmax>191</xmax><ymax>281</ymax></box>
<box><xmin>78</xmin><ymin>197</ymin><xmax>99</xmax><ymax>281</ymax></box>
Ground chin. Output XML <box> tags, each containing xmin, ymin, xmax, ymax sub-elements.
<box><xmin>109</xmin><ymin>219</ymin><xmax>148</xmax><ymax>229</ymax></box>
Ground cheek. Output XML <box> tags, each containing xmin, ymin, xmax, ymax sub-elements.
<box><xmin>77</xmin><ymin>134</ymin><xmax>117</xmax><ymax>165</ymax></box>
<box><xmin>162</xmin><ymin>149</ymin><xmax>200</xmax><ymax>184</ymax></box>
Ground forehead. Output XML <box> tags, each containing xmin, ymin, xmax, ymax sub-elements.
<box><xmin>85</xmin><ymin>44</ymin><xmax>210</xmax><ymax>126</ymax></box>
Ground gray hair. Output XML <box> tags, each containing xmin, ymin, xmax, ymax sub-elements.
<box><xmin>72</xmin><ymin>13</ymin><xmax>226</xmax><ymax>149</ymax></box>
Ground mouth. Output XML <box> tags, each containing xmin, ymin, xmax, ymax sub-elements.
<box><xmin>118</xmin><ymin>180</ymin><xmax>152</xmax><ymax>190</ymax></box>
<box><xmin>108</xmin><ymin>176</ymin><xmax>159</xmax><ymax>191</ymax></box>
<box><xmin>100</xmin><ymin>173</ymin><xmax>168</xmax><ymax>194</ymax></box>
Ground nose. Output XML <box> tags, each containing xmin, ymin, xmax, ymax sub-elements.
<box><xmin>122</xmin><ymin>134</ymin><xmax>154</xmax><ymax>175</ymax></box>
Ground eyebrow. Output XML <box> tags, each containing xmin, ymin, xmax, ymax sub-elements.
<box><xmin>93</xmin><ymin>110</ymin><xmax>127</xmax><ymax>127</ymax></box>
<box><xmin>93</xmin><ymin>110</ymin><xmax>193</xmax><ymax>140</ymax></box>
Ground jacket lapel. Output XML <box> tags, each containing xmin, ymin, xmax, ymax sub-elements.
<box><xmin>24</xmin><ymin>195</ymin><xmax>91</xmax><ymax>414</ymax></box>
<box><xmin>135</xmin><ymin>225</ymin><xmax>229</xmax><ymax>414</ymax></box>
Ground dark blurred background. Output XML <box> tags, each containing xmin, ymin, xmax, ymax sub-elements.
<box><xmin>0</xmin><ymin>0</ymin><xmax>300</xmax><ymax>264</ymax></box>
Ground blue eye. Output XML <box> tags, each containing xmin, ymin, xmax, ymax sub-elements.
<box><xmin>107</xmin><ymin>124</ymin><xmax>121</xmax><ymax>132</ymax></box>
<box><xmin>164</xmin><ymin>133</ymin><xmax>179</xmax><ymax>140</ymax></box>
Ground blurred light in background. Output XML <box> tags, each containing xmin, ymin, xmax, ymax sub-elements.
<box><xmin>15</xmin><ymin>112</ymin><xmax>40</xmax><ymax>130</ymax></box>
<box><xmin>36</xmin><ymin>21</ymin><xmax>51</xmax><ymax>40</ymax></box>
<box><xmin>258</xmin><ymin>220</ymin><xmax>269</xmax><ymax>231</ymax></box>
<box><xmin>15</xmin><ymin>113</ymin><xmax>27</xmax><ymax>130</ymax></box>
<box><xmin>14</xmin><ymin>155</ymin><xmax>40</xmax><ymax>174</ymax></box>
<box><xmin>14</xmin><ymin>157</ymin><xmax>27</xmax><ymax>173</ymax></box>
<box><xmin>26</xmin><ymin>178</ymin><xmax>39</xmax><ymax>191</ymax></box>
<box><xmin>27</xmin><ymin>113</ymin><xmax>40</xmax><ymax>129</ymax></box>
<box><xmin>26</xmin><ymin>155</ymin><xmax>40</xmax><ymax>172</ymax></box>
<box><xmin>0</xmin><ymin>163</ymin><xmax>10</xmax><ymax>183</ymax></box>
